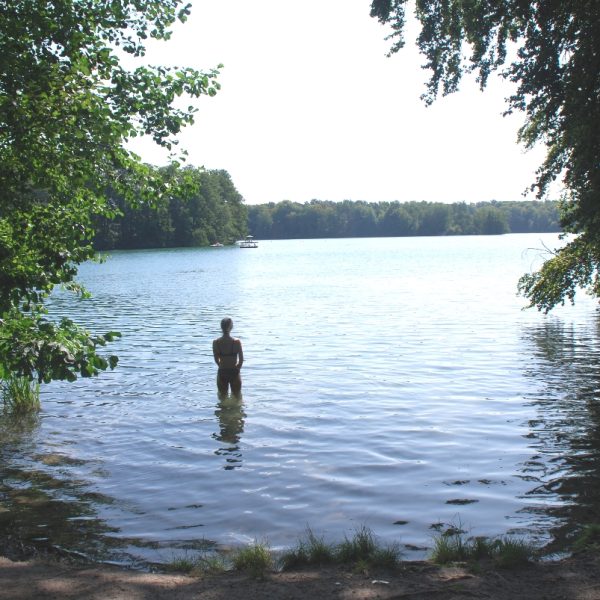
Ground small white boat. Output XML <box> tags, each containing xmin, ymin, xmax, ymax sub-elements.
<box><xmin>239</xmin><ymin>235</ymin><xmax>258</xmax><ymax>248</ymax></box>
<box><xmin>210</xmin><ymin>242</ymin><xmax>224</xmax><ymax>247</ymax></box>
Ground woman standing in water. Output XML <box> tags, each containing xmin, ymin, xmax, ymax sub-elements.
<box><xmin>212</xmin><ymin>317</ymin><xmax>244</xmax><ymax>395</ymax></box>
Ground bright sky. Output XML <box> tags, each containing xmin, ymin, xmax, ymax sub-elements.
<box><xmin>130</xmin><ymin>0</ymin><xmax>549</xmax><ymax>206</ymax></box>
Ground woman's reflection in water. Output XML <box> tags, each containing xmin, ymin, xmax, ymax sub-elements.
<box><xmin>212</xmin><ymin>391</ymin><xmax>246</xmax><ymax>470</ymax></box>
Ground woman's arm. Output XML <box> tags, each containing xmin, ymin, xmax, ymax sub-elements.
<box><xmin>237</xmin><ymin>340</ymin><xmax>244</xmax><ymax>369</ymax></box>
<box><xmin>212</xmin><ymin>339</ymin><xmax>221</xmax><ymax>366</ymax></box>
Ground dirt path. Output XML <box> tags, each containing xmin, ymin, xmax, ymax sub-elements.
<box><xmin>2</xmin><ymin>553</ymin><xmax>600</xmax><ymax>599</ymax></box>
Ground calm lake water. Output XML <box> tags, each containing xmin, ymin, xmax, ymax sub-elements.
<box><xmin>2</xmin><ymin>234</ymin><xmax>600</xmax><ymax>565</ymax></box>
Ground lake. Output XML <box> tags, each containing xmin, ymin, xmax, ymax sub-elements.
<box><xmin>2</xmin><ymin>233</ymin><xmax>600</xmax><ymax>566</ymax></box>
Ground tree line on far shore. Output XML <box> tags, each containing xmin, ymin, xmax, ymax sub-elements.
<box><xmin>94</xmin><ymin>183</ymin><xmax>561</xmax><ymax>250</ymax></box>
<box><xmin>93</xmin><ymin>168</ymin><xmax>248</xmax><ymax>250</ymax></box>
<box><xmin>247</xmin><ymin>199</ymin><xmax>560</xmax><ymax>240</ymax></box>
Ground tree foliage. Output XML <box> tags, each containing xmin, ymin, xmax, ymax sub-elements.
<box><xmin>248</xmin><ymin>199</ymin><xmax>559</xmax><ymax>240</ymax></box>
<box><xmin>94</xmin><ymin>168</ymin><xmax>248</xmax><ymax>250</ymax></box>
<box><xmin>370</xmin><ymin>0</ymin><xmax>600</xmax><ymax>311</ymax></box>
<box><xmin>0</xmin><ymin>0</ymin><xmax>220</xmax><ymax>382</ymax></box>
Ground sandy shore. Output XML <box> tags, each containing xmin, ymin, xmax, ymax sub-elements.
<box><xmin>2</xmin><ymin>552</ymin><xmax>600</xmax><ymax>599</ymax></box>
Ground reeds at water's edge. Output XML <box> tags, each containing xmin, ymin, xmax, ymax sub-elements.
<box><xmin>1</xmin><ymin>374</ymin><xmax>40</xmax><ymax>414</ymax></box>
<box><xmin>164</xmin><ymin>524</ymin><xmax>544</xmax><ymax>579</ymax></box>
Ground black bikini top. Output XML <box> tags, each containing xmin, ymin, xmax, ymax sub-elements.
<box><xmin>218</xmin><ymin>338</ymin><xmax>237</xmax><ymax>357</ymax></box>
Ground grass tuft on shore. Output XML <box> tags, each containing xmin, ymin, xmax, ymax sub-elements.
<box><xmin>280</xmin><ymin>528</ymin><xmax>336</xmax><ymax>570</ymax></box>
<box><xmin>165</xmin><ymin>552</ymin><xmax>228</xmax><ymax>576</ymax></box>
<box><xmin>167</xmin><ymin>525</ymin><xmax>536</xmax><ymax>580</ymax></box>
<box><xmin>280</xmin><ymin>526</ymin><xmax>402</xmax><ymax>573</ymax></box>
<box><xmin>573</xmin><ymin>524</ymin><xmax>600</xmax><ymax>553</ymax></box>
<box><xmin>494</xmin><ymin>537</ymin><xmax>536</xmax><ymax>568</ymax></box>
<box><xmin>164</xmin><ymin>554</ymin><xmax>198</xmax><ymax>574</ymax></box>
<box><xmin>431</xmin><ymin>529</ymin><xmax>535</xmax><ymax>568</ymax></box>
<box><xmin>232</xmin><ymin>540</ymin><xmax>272</xmax><ymax>579</ymax></box>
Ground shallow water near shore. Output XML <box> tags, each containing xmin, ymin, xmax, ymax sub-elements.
<box><xmin>2</xmin><ymin>234</ymin><xmax>600</xmax><ymax>565</ymax></box>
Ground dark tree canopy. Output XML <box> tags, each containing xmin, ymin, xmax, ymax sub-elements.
<box><xmin>94</xmin><ymin>168</ymin><xmax>248</xmax><ymax>250</ymax></box>
<box><xmin>0</xmin><ymin>1</ymin><xmax>220</xmax><ymax>382</ymax></box>
<box><xmin>370</xmin><ymin>0</ymin><xmax>600</xmax><ymax>311</ymax></box>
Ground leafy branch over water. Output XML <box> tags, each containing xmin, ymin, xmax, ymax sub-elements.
<box><xmin>0</xmin><ymin>1</ymin><xmax>220</xmax><ymax>385</ymax></box>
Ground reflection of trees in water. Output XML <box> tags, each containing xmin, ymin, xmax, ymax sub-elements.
<box><xmin>212</xmin><ymin>393</ymin><xmax>245</xmax><ymax>470</ymax></box>
<box><xmin>0</xmin><ymin>413</ymin><xmax>124</xmax><ymax>562</ymax></box>
<box><xmin>521</xmin><ymin>315</ymin><xmax>600</xmax><ymax>551</ymax></box>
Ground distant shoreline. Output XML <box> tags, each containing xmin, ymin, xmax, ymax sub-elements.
<box><xmin>93</xmin><ymin>229</ymin><xmax>563</xmax><ymax>253</ymax></box>
<box><xmin>94</xmin><ymin>198</ymin><xmax>561</xmax><ymax>251</ymax></box>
